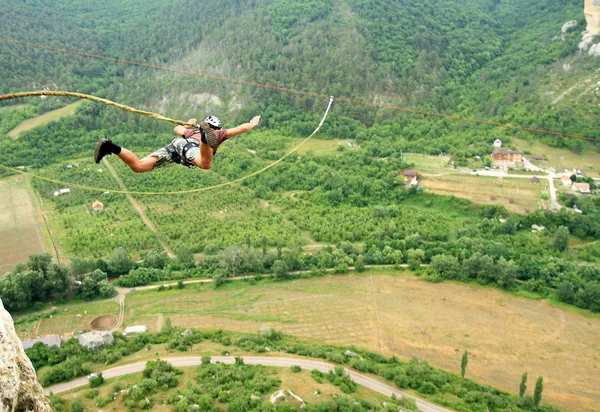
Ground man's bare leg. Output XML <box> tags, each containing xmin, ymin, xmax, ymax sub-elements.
<box><xmin>191</xmin><ymin>142</ymin><xmax>214</xmax><ymax>170</ymax></box>
<box><xmin>117</xmin><ymin>148</ymin><xmax>159</xmax><ymax>173</ymax></box>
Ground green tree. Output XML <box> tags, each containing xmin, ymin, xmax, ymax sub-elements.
<box><xmin>461</xmin><ymin>350</ymin><xmax>468</xmax><ymax>378</ymax></box>
<box><xmin>355</xmin><ymin>255</ymin><xmax>365</xmax><ymax>272</ymax></box>
<box><xmin>27</xmin><ymin>253</ymin><xmax>53</xmax><ymax>274</ymax></box>
<box><xmin>533</xmin><ymin>376</ymin><xmax>544</xmax><ymax>407</ymax></box>
<box><xmin>519</xmin><ymin>372</ymin><xmax>528</xmax><ymax>397</ymax></box>
<box><xmin>108</xmin><ymin>248</ymin><xmax>135</xmax><ymax>275</ymax></box>
<box><xmin>407</xmin><ymin>249</ymin><xmax>425</xmax><ymax>271</ymax></box>
<box><xmin>273</xmin><ymin>260</ymin><xmax>289</xmax><ymax>279</ymax></box>
<box><xmin>554</xmin><ymin>226</ymin><xmax>570</xmax><ymax>252</ymax></box>
<box><xmin>429</xmin><ymin>254</ymin><xmax>460</xmax><ymax>281</ymax></box>
<box><xmin>145</xmin><ymin>250</ymin><xmax>168</xmax><ymax>269</ymax></box>
<box><xmin>176</xmin><ymin>246</ymin><xmax>195</xmax><ymax>269</ymax></box>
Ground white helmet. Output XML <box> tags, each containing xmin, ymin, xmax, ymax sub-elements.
<box><xmin>204</xmin><ymin>115</ymin><xmax>222</xmax><ymax>129</ymax></box>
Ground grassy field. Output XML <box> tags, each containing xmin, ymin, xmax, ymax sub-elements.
<box><xmin>404</xmin><ymin>154</ymin><xmax>451</xmax><ymax>175</ymax></box>
<box><xmin>422</xmin><ymin>174</ymin><xmax>544</xmax><ymax>214</ymax></box>
<box><xmin>8</xmin><ymin>101</ymin><xmax>84</xmax><ymax>138</ymax></box>
<box><xmin>0</xmin><ymin>175</ymin><xmax>47</xmax><ymax>276</ymax></box>
<box><xmin>57</xmin><ymin>364</ymin><xmax>391</xmax><ymax>411</ymax></box>
<box><xmin>31</xmin><ymin>300</ymin><xmax>120</xmax><ymax>339</ymax></box>
<box><xmin>290</xmin><ymin>138</ymin><xmax>342</xmax><ymax>155</ymax></box>
<box><xmin>120</xmin><ymin>274</ymin><xmax>600</xmax><ymax>411</ymax></box>
<box><xmin>512</xmin><ymin>137</ymin><xmax>600</xmax><ymax>178</ymax></box>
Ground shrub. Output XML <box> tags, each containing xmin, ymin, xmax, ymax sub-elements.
<box><xmin>291</xmin><ymin>365</ymin><xmax>302</xmax><ymax>373</ymax></box>
<box><xmin>89</xmin><ymin>373</ymin><xmax>104</xmax><ymax>388</ymax></box>
<box><xmin>85</xmin><ymin>390</ymin><xmax>99</xmax><ymax>399</ymax></box>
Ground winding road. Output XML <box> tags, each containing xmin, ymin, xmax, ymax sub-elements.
<box><xmin>44</xmin><ymin>356</ymin><xmax>451</xmax><ymax>412</ymax></box>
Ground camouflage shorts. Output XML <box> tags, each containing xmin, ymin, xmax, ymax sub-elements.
<box><xmin>147</xmin><ymin>138</ymin><xmax>200</xmax><ymax>169</ymax></box>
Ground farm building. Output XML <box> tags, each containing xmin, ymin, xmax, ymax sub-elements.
<box><xmin>401</xmin><ymin>170</ymin><xmax>419</xmax><ymax>183</ymax></box>
<box><xmin>529</xmin><ymin>176</ymin><xmax>540</xmax><ymax>185</ymax></box>
<box><xmin>21</xmin><ymin>335</ymin><xmax>61</xmax><ymax>350</ymax></box>
<box><xmin>572</xmin><ymin>183</ymin><xmax>591</xmax><ymax>194</ymax></box>
<box><xmin>124</xmin><ymin>325</ymin><xmax>147</xmax><ymax>335</ymax></box>
<box><xmin>492</xmin><ymin>149</ymin><xmax>524</xmax><ymax>166</ymax></box>
<box><xmin>561</xmin><ymin>176</ymin><xmax>573</xmax><ymax>187</ymax></box>
<box><xmin>92</xmin><ymin>200</ymin><xmax>104</xmax><ymax>211</ymax></box>
<box><xmin>59</xmin><ymin>188</ymin><xmax>71</xmax><ymax>195</ymax></box>
<box><xmin>493</xmin><ymin>139</ymin><xmax>502</xmax><ymax>148</ymax></box>
<box><xmin>530</xmin><ymin>155</ymin><xmax>544</xmax><ymax>162</ymax></box>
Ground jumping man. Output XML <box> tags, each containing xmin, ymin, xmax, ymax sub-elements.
<box><xmin>93</xmin><ymin>115</ymin><xmax>261</xmax><ymax>172</ymax></box>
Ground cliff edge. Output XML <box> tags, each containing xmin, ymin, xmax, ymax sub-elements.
<box><xmin>0</xmin><ymin>299</ymin><xmax>53</xmax><ymax>412</ymax></box>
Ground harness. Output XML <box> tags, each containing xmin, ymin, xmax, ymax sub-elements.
<box><xmin>166</xmin><ymin>122</ymin><xmax>219</xmax><ymax>167</ymax></box>
<box><xmin>166</xmin><ymin>138</ymin><xmax>199</xmax><ymax>168</ymax></box>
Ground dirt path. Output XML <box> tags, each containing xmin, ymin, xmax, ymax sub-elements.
<box><xmin>103</xmin><ymin>158</ymin><xmax>175</xmax><ymax>258</ymax></box>
<box><xmin>156</xmin><ymin>313</ymin><xmax>163</xmax><ymax>332</ymax></box>
<box><xmin>44</xmin><ymin>356</ymin><xmax>451</xmax><ymax>412</ymax></box>
<box><xmin>552</xmin><ymin>75</ymin><xmax>599</xmax><ymax>105</ymax></box>
<box><xmin>369</xmin><ymin>274</ymin><xmax>384</xmax><ymax>355</ymax></box>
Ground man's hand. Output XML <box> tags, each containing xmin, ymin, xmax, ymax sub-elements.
<box><xmin>249</xmin><ymin>116</ymin><xmax>261</xmax><ymax>128</ymax></box>
<box><xmin>188</xmin><ymin>118</ymin><xmax>198</xmax><ymax>127</ymax></box>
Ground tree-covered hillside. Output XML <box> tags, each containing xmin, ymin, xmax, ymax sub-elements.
<box><xmin>0</xmin><ymin>0</ymin><xmax>598</xmax><ymax>159</ymax></box>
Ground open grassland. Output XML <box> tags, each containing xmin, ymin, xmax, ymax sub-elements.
<box><xmin>422</xmin><ymin>174</ymin><xmax>544</xmax><ymax>214</ymax></box>
<box><xmin>123</xmin><ymin>274</ymin><xmax>600</xmax><ymax>411</ymax></box>
<box><xmin>8</xmin><ymin>101</ymin><xmax>84</xmax><ymax>138</ymax></box>
<box><xmin>512</xmin><ymin>137</ymin><xmax>600</xmax><ymax>178</ymax></box>
<box><xmin>31</xmin><ymin>300</ymin><xmax>120</xmax><ymax>339</ymax></box>
<box><xmin>404</xmin><ymin>154</ymin><xmax>451</xmax><ymax>175</ymax></box>
<box><xmin>290</xmin><ymin>138</ymin><xmax>342</xmax><ymax>155</ymax></box>
<box><xmin>0</xmin><ymin>176</ymin><xmax>46</xmax><ymax>275</ymax></box>
<box><xmin>58</xmin><ymin>365</ymin><xmax>389</xmax><ymax>411</ymax></box>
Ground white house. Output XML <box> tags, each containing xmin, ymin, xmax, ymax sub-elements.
<box><xmin>124</xmin><ymin>325</ymin><xmax>147</xmax><ymax>335</ymax></box>
<box><xmin>561</xmin><ymin>176</ymin><xmax>572</xmax><ymax>187</ymax></box>
<box><xmin>493</xmin><ymin>139</ymin><xmax>502</xmax><ymax>148</ymax></box>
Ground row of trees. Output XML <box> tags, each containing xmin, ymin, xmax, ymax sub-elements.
<box><xmin>0</xmin><ymin>254</ymin><xmax>116</xmax><ymax>312</ymax></box>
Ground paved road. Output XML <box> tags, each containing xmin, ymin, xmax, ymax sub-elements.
<box><xmin>547</xmin><ymin>172</ymin><xmax>561</xmax><ymax>210</ymax></box>
<box><xmin>44</xmin><ymin>356</ymin><xmax>451</xmax><ymax>412</ymax></box>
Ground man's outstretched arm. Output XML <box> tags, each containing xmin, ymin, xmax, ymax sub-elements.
<box><xmin>173</xmin><ymin>118</ymin><xmax>197</xmax><ymax>136</ymax></box>
<box><xmin>225</xmin><ymin>116</ymin><xmax>261</xmax><ymax>138</ymax></box>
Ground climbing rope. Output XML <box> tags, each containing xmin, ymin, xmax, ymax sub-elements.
<box><xmin>0</xmin><ymin>94</ymin><xmax>335</xmax><ymax>195</ymax></box>
<box><xmin>1</xmin><ymin>37</ymin><xmax>599</xmax><ymax>142</ymax></box>
<box><xmin>0</xmin><ymin>91</ymin><xmax>192</xmax><ymax>126</ymax></box>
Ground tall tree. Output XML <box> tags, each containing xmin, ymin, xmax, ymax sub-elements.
<box><xmin>533</xmin><ymin>376</ymin><xmax>544</xmax><ymax>407</ymax></box>
<box><xmin>519</xmin><ymin>372</ymin><xmax>528</xmax><ymax>397</ymax></box>
<box><xmin>461</xmin><ymin>350</ymin><xmax>468</xmax><ymax>379</ymax></box>
<box><xmin>554</xmin><ymin>226</ymin><xmax>570</xmax><ymax>252</ymax></box>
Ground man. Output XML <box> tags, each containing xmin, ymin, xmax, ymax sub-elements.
<box><xmin>93</xmin><ymin>115</ymin><xmax>261</xmax><ymax>172</ymax></box>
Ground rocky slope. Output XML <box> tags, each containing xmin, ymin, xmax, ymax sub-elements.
<box><xmin>0</xmin><ymin>299</ymin><xmax>53</xmax><ymax>412</ymax></box>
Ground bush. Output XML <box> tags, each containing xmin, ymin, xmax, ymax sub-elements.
<box><xmin>70</xmin><ymin>399</ymin><xmax>85</xmax><ymax>412</ymax></box>
<box><xmin>89</xmin><ymin>373</ymin><xmax>104</xmax><ymax>388</ymax></box>
<box><xmin>291</xmin><ymin>365</ymin><xmax>302</xmax><ymax>373</ymax></box>
<box><xmin>85</xmin><ymin>390</ymin><xmax>99</xmax><ymax>399</ymax></box>
<box><xmin>419</xmin><ymin>381</ymin><xmax>438</xmax><ymax>395</ymax></box>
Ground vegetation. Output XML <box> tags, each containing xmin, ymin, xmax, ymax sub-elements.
<box><xmin>1</xmin><ymin>1</ymin><xmax>599</xmax><ymax>410</ymax></box>
<box><xmin>0</xmin><ymin>253</ymin><xmax>116</xmax><ymax>312</ymax></box>
<box><xmin>43</xmin><ymin>326</ymin><xmax>562</xmax><ymax>411</ymax></box>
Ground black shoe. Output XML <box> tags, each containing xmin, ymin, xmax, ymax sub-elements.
<box><xmin>94</xmin><ymin>138</ymin><xmax>119</xmax><ymax>163</ymax></box>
